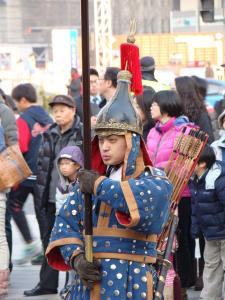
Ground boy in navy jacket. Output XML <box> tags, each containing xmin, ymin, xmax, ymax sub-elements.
<box><xmin>190</xmin><ymin>145</ymin><xmax>225</xmax><ymax>300</ymax></box>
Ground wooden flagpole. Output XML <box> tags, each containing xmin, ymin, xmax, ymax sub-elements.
<box><xmin>81</xmin><ymin>0</ymin><xmax>93</xmax><ymax>263</ymax></box>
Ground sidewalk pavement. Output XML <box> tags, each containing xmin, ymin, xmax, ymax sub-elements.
<box><xmin>3</xmin><ymin>196</ymin><xmax>200</xmax><ymax>300</ymax></box>
<box><xmin>5</xmin><ymin>264</ymin><xmax>200</xmax><ymax>300</ymax></box>
<box><xmin>5</xmin><ymin>265</ymin><xmax>62</xmax><ymax>300</ymax></box>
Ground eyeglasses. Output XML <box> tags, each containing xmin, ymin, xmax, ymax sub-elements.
<box><xmin>58</xmin><ymin>161</ymin><xmax>77</xmax><ymax>167</ymax></box>
<box><xmin>90</xmin><ymin>80</ymin><xmax>99</xmax><ymax>84</ymax></box>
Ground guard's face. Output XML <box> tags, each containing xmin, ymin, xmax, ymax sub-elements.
<box><xmin>98</xmin><ymin>135</ymin><xmax>127</xmax><ymax>166</ymax></box>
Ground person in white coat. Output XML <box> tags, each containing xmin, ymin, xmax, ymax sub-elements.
<box><xmin>211</xmin><ymin>110</ymin><xmax>225</xmax><ymax>160</ymax></box>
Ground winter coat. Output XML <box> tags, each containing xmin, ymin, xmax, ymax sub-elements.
<box><xmin>0</xmin><ymin>97</ymin><xmax>18</xmax><ymax>194</ymax></box>
<box><xmin>196</xmin><ymin>111</ymin><xmax>214</xmax><ymax>144</ymax></box>
<box><xmin>147</xmin><ymin>116</ymin><xmax>194</xmax><ymax>197</ymax></box>
<box><xmin>211</xmin><ymin>132</ymin><xmax>225</xmax><ymax>161</ymax></box>
<box><xmin>142</xmin><ymin>73</ymin><xmax>170</xmax><ymax>93</ymax></box>
<box><xmin>16</xmin><ymin>105</ymin><xmax>53</xmax><ymax>186</ymax></box>
<box><xmin>211</xmin><ymin>110</ymin><xmax>225</xmax><ymax>159</ymax></box>
<box><xmin>0</xmin><ymin>96</ymin><xmax>18</xmax><ymax>145</ymax></box>
<box><xmin>68</xmin><ymin>77</ymin><xmax>81</xmax><ymax>100</ymax></box>
<box><xmin>143</xmin><ymin>120</ymin><xmax>155</xmax><ymax>142</ymax></box>
<box><xmin>75</xmin><ymin>95</ymin><xmax>103</xmax><ymax>122</ymax></box>
<box><xmin>208</xmin><ymin>110</ymin><xmax>219</xmax><ymax>140</ymax></box>
<box><xmin>35</xmin><ymin>115</ymin><xmax>83</xmax><ymax>208</ymax></box>
<box><xmin>142</xmin><ymin>72</ymin><xmax>157</xmax><ymax>82</ymax></box>
<box><xmin>190</xmin><ymin>161</ymin><xmax>225</xmax><ymax>240</ymax></box>
<box><xmin>55</xmin><ymin>184</ymin><xmax>76</xmax><ymax>215</ymax></box>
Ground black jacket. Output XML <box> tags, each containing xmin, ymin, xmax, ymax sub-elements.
<box><xmin>76</xmin><ymin>95</ymin><xmax>104</xmax><ymax>121</ymax></box>
<box><xmin>141</xmin><ymin>72</ymin><xmax>157</xmax><ymax>82</ymax></box>
<box><xmin>35</xmin><ymin>115</ymin><xmax>83</xmax><ymax>208</ymax></box>
<box><xmin>197</xmin><ymin>111</ymin><xmax>215</xmax><ymax>144</ymax></box>
<box><xmin>68</xmin><ymin>78</ymin><xmax>81</xmax><ymax>100</ymax></box>
<box><xmin>190</xmin><ymin>161</ymin><xmax>225</xmax><ymax>240</ymax></box>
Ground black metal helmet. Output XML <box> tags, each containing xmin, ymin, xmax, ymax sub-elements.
<box><xmin>95</xmin><ymin>70</ymin><xmax>142</xmax><ymax>136</ymax></box>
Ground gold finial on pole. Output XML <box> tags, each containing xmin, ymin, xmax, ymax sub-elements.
<box><xmin>127</xmin><ymin>18</ymin><xmax>136</xmax><ymax>44</ymax></box>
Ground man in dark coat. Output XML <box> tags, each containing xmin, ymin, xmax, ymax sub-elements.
<box><xmin>24</xmin><ymin>95</ymin><xmax>83</xmax><ymax>296</ymax></box>
<box><xmin>140</xmin><ymin>56</ymin><xmax>170</xmax><ymax>94</ymax></box>
<box><xmin>76</xmin><ymin>68</ymin><xmax>103</xmax><ymax>121</ymax></box>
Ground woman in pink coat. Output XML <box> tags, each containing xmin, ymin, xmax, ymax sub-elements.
<box><xmin>146</xmin><ymin>90</ymin><xmax>196</xmax><ymax>300</ymax></box>
<box><xmin>147</xmin><ymin>90</ymin><xmax>189</xmax><ymax>169</ymax></box>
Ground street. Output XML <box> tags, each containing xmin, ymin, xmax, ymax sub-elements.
<box><xmin>4</xmin><ymin>196</ymin><xmax>64</xmax><ymax>300</ymax></box>
<box><xmin>4</xmin><ymin>196</ymin><xmax>200</xmax><ymax>300</ymax></box>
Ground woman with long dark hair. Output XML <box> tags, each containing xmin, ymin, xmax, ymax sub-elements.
<box><xmin>175</xmin><ymin>76</ymin><xmax>214</xmax><ymax>143</ymax></box>
<box><xmin>175</xmin><ymin>76</ymin><xmax>215</xmax><ymax>293</ymax></box>
<box><xmin>134</xmin><ymin>89</ymin><xmax>156</xmax><ymax>141</ymax></box>
<box><xmin>192</xmin><ymin>75</ymin><xmax>219</xmax><ymax>139</ymax></box>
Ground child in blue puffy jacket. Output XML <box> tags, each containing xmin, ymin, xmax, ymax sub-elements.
<box><xmin>189</xmin><ymin>145</ymin><xmax>225</xmax><ymax>300</ymax></box>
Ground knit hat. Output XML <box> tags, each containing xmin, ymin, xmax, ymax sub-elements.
<box><xmin>57</xmin><ymin>146</ymin><xmax>84</xmax><ymax>167</ymax></box>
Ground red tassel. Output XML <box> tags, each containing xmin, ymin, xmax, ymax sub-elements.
<box><xmin>120</xmin><ymin>42</ymin><xmax>143</xmax><ymax>96</ymax></box>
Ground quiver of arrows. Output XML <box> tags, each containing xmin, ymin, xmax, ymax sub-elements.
<box><xmin>154</xmin><ymin>127</ymin><xmax>208</xmax><ymax>300</ymax></box>
<box><xmin>166</xmin><ymin>128</ymin><xmax>208</xmax><ymax>206</ymax></box>
<box><xmin>158</xmin><ymin>127</ymin><xmax>208</xmax><ymax>251</ymax></box>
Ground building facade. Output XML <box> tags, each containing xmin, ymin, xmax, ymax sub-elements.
<box><xmin>0</xmin><ymin>0</ymin><xmax>176</xmax><ymax>45</ymax></box>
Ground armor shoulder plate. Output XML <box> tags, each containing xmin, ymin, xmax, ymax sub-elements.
<box><xmin>146</xmin><ymin>166</ymin><xmax>167</xmax><ymax>179</ymax></box>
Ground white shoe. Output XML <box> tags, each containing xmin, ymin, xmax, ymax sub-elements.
<box><xmin>14</xmin><ymin>240</ymin><xmax>42</xmax><ymax>265</ymax></box>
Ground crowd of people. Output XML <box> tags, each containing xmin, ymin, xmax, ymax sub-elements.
<box><xmin>0</xmin><ymin>55</ymin><xmax>224</xmax><ymax>300</ymax></box>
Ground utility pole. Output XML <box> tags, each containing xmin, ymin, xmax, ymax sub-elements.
<box><xmin>196</xmin><ymin>0</ymin><xmax>201</xmax><ymax>32</ymax></box>
<box><xmin>93</xmin><ymin>0</ymin><xmax>112</xmax><ymax>70</ymax></box>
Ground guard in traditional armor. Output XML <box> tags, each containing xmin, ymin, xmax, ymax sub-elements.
<box><xmin>45</xmin><ymin>67</ymin><xmax>172</xmax><ymax>299</ymax></box>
